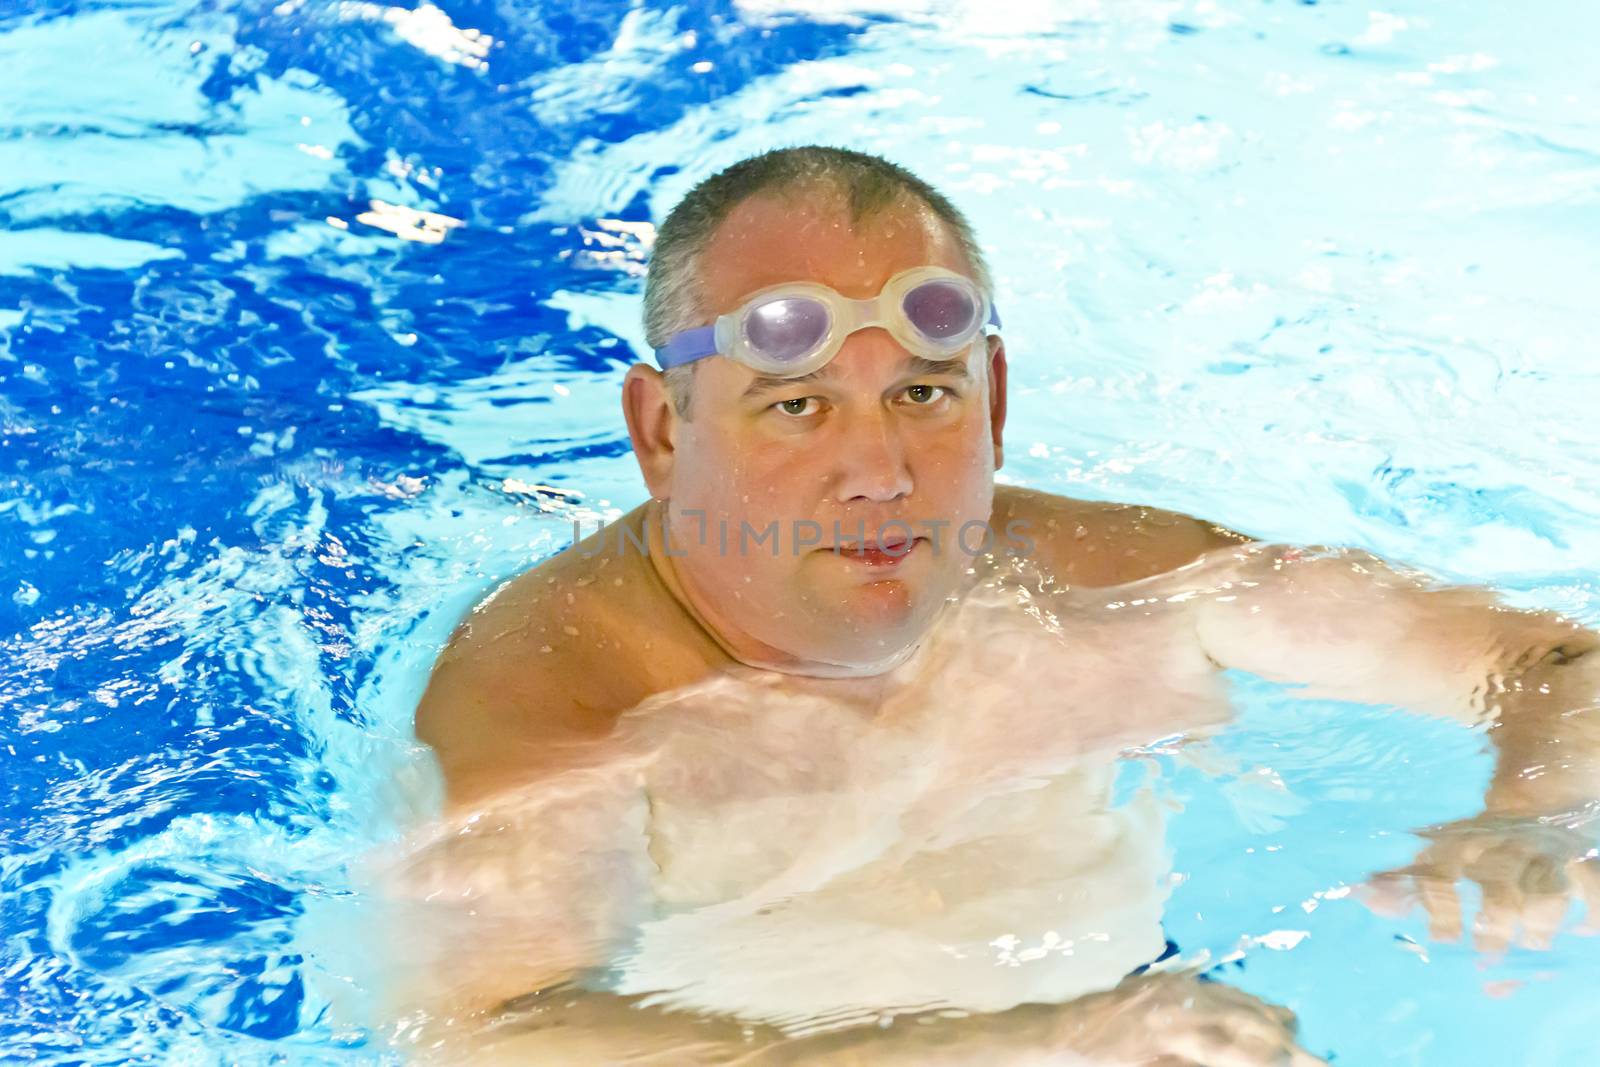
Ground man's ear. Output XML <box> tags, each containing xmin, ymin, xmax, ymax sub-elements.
<box><xmin>986</xmin><ymin>334</ymin><xmax>1008</xmax><ymax>470</ymax></box>
<box><xmin>622</xmin><ymin>364</ymin><xmax>678</xmax><ymax>499</ymax></box>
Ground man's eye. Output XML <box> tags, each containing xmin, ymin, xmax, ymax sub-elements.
<box><xmin>903</xmin><ymin>384</ymin><xmax>949</xmax><ymax>405</ymax></box>
<box><xmin>774</xmin><ymin>396</ymin><xmax>820</xmax><ymax>417</ymax></box>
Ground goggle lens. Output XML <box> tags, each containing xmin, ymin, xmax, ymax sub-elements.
<box><xmin>902</xmin><ymin>279</ymin><xmax>980</xmax><ymax>343</ymax></box>
<box><xmin>745</xmin><ymin>297</ymin><xmax>831</xmax><ymax>365</ymax></box>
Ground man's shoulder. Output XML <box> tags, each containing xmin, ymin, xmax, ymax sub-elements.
<box><xmin>412</xmin><ymin>521</ymin><xmax>662</xmax><ymax>807</ymax></box>
<box><xmin>435</xmin><ymin>538</ymin><xmax>616</xmax><ymax>664</ymax></box>
<box><xmin>992</xmin><ymin>484</ymin><xmax>1249</xmax><ymax>586</ymax></box>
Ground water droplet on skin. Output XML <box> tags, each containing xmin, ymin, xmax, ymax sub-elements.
<box><xmin>539</xmin><ymin>645</ymin><xmax>553</xmax><ymax>653</ymax></box>
<box><xmin>566</xmin><ymin>592</ymin><xmax>575</xmax><ymax>604</ymax></box>
<box><xmin>614</xmin><ymin>577</ymin><xmax>623</xmax><ymax>586</ymax></box>
<box><xmin>563</xmin><ymin>625</ymin><xmax>580</xmax><ymax>636</ymax></box>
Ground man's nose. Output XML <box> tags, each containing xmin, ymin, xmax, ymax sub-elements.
<box><xmin>832</xmin><ymin>407</ymin><xmax>914</xmax><ymax>504</ymax></box>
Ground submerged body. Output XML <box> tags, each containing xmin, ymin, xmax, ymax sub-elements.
<box><xmin>594</xmin><ymin>572</ymin><xmax>1203</xmax><ymax>1028</ymax></box>
<box><xmin>382</xmin><ymin>150</ymin><xmax>1600</xmax><ymax>1064</ymax></box>
<box><xmin>390</xmin><ymin>496</ymin><xmax>1259</xmax><ymax>1060</ymax></box>
<box><xmin>384</xmin><ymin>491</ymin><xmax>1595</xmax><ymax>1065</ymax></box>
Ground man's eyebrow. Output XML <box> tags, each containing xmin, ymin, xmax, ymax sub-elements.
<box><xmin>739</xmin><ymin>355</ymin><xmax>976</xmax><ymax>402</ymax></box>
<box><xmin>740</xmin><ymin>367</ymin><xmax>835</xmax><ymax>401</ymax></box>
<box><xmin>902</xmin><ymin>356</ymin><xmax>976</xmax><ymax>380</ymax></box>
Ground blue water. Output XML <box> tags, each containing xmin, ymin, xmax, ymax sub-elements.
<box><xmin>4</xmin><ymin>0</ymin><xmax>1600</xmax><ymax>1062</ymax></box>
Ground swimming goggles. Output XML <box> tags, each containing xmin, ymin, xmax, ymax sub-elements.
<box><xmin>652</xmin><ymin>266</ymin><xmax>1002</xmax><ymax>378</ymax></box>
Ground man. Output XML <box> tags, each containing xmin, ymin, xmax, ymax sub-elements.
<box><xmin>387</xmin><ymin>147</ymin><xmax>1600</xmax><ymax>1064</ymax></box>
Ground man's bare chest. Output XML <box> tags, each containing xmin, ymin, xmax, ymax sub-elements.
<box><xmin>617</xmin><ymin>585</ymin><xmax>1230</xmax><ymax>907</ymax></box>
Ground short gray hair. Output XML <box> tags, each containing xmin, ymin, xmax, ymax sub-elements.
<box><xmin>643</xmin><ymin>146</ymin><xmax>994</xmax><ymax>417</ymax></box>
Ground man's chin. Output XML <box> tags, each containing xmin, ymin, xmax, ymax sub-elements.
<box><xmin>786</xmin><ymin>634</ymin><xmax>922</xmax><ymax>678</ymax></box>
<box><xmin>800</xmin><ymin>587</ymin><xmax>947</xmax><ymax>671</ymax></box>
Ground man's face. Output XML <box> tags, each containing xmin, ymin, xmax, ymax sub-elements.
<box><xmin>657</xmin><ymin>189</ymin><xmax>1006</xmax><ymax>673</ymax></box>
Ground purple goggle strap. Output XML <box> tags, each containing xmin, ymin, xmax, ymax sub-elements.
<box><xmin>653</xmin><ymin>304</ymin><xmax>1003</xmax><ymax>369</ymax></box>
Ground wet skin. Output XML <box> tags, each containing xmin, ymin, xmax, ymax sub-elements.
<box><xmin>417</xmin><ymin>189</ymin><xmax>1245</xmax><ymax>808</ymax></box>
<box><xmin>396</xmin><ymin>187</ymin><xmax>1600</xmax><ymax>1066</ymax></box>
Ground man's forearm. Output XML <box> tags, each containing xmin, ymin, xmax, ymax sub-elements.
<box><xmin>413</xmin><ymin>985</ymin><xmax>1075</xmax><ymax>1067</ymax></box>
<box><xmin>1185</xmin><ymin>544</ymin><xmax>1600</xmax><ymax>725</ymax></box>
<box><xmin>1481</xmin><ymin>651</ymin><xmax>1600</xmax><ymax>817</ymax></box>
<box><xmin>410</xmin><ymin>971</ymin><xmax>1316</xmax><ymax>1067</ymax></box>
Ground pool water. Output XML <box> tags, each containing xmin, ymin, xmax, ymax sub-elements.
<box><xmin>4</xmin><ymin>0</ymin><xmax>1600</xmax><ymax>1062</ymax></box>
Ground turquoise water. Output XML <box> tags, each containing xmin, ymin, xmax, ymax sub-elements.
<box><xmin>5</xmin><ymin>0</ymin><xmax>1600</xmax><ymax>1062</ymax></box>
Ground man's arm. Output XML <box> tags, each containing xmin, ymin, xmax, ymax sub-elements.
<box><xmin>1171</xmin><ymin>543</ymin><xmax>1600</xmax><ymax>949</ymax></box>
<box><xmin>1183</xmin><ymin>543</ymin><xmax>1599</xmax><ymax>726</ymax></box>
<box><xmin>363</xmin><ymin>754</ymin><xmax>659</xmax><ymax>1031</ymax></box>
<box><xmin>396</xmin><ymin>574</ymin><xmax>661</xmax><ymax>1025</ymax></box>
<box><xmin>412</xmin><ymin>968</ymin><xmax>1323</xmax><ymax>1066</ymax></box>
<box><xmin>1370</xmin><ymin>649</ymin><xmax>1600</xmax><ymax>952</ymax></box>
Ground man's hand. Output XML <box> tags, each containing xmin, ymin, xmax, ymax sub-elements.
<box><xmin>1174</xmin><ymin>545</ymin><xmax>1600</xmax><ymax>958</ymax></box>
<box><xmin>1361</xmin><ymin>651</ymin><xmax>1600</xmax><ymax>955</ymax></box>
<box><xmin>773</xmin><ymin>970</ymin><xmax>1330</xmax><ymax>1066</ymax></box>
<box><xmin>1364</xmin><ymin>810</ymin><xmax>1600</xmax><ymax>953</ymax></box>
<box><xmin>1037</xmin><ymin>971</ymin><xmax>1329</xmax><ymax>1067</ymax></box>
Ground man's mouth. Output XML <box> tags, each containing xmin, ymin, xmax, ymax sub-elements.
<box><xmin>829</xmin><ymin>537</ymin><xmax>924</xmax><ymax>566</ymax></box>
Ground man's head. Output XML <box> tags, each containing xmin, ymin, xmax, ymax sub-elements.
<box><xmin>623</xmin><ymin>146</ymin><xmax>1008</xmax><ymax>676</ymax></box>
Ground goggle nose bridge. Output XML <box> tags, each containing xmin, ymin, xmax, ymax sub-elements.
<box><xmin>827</xmin><ymin>289</ymin><xmax>926</xmax><ymax>345</ymax></box>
